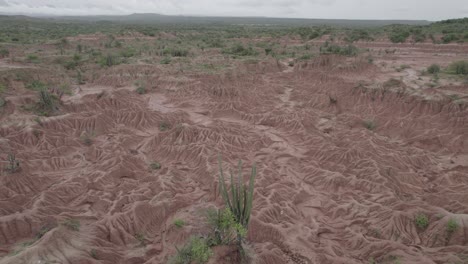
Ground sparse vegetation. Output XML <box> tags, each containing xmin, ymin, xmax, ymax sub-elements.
<box><xmin>169</xmin><ymin>236</ymin><xmax>212</xmax><ymax>264</ymax></box>
<box><xmin>447</xmin><ymin>61</ymin><xmax>468</xmax><ymax>75</ymax></box>
<box><xmin>81</xmin><ymin>131</ymin><xmax>94</xmax><ymax>146</ymax></box>
<box><xmin>90</xmin><ymin>249</ymin><xmax>98</xmax><ymax>259</ymax></box>
<box><xmin>174</xmin><ymin>219</ymin><xmax>185</xmax><ymax>228</ymax></box>
<box><xmin>363</xmin><ymin>120</ymin><xmax>377</xmax><ymax>131</ymax></box>
<box><xmin>159</xmin><ymin>121</ymin><xmax>171</xmax><ymax>131</ymax></box>
<box><xmin>446</xmin><ymin>218</ymin><xmax>458</xmax><ymax>234</ymax></box>
<box><xmin>136</xmin><ymin>86</ymin><xmax>146</xmax><ymax>94</ymax></box>
<box><xmin>427</xmin><ymin>64</ymin><xmax>441</xmax><ymax>74</ymax></box>
<box><xmin>62</xmin><ymin>219</ymin><xmax>80</xmax><ymax>231</ymax></box>
<box><xmin>223</xmin><ymin>43</ymin><xmax>258</xmax><ymax>57</ymax></box>
<box><xmin>135</xmin><ymin>233</ymin><xmax>146</xmax><ymax>246</ymax></box>
<box><xmin>150</xmin><ymin>161</ymin><xmax>161</xmax><ymax>170</ymax></box>
<box><xmin>414</xmin><ymin>214</ymin><xmax>429</xmax><ymax>230</ymax></box>
<box><xmin>320</xmin><ymin>42</ymin><xmax>359</xmax><ymax>56</ymax></box>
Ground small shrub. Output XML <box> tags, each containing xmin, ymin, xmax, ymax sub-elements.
<box><xmin>363</xmin><ymin>120</ymin><xmax>377</xmax><ymax>131</ymax></box>
<box><xmin>383</xmin><ymin>78</ymin><xmax>403</xmax><ymax>88</ymax></box>
<box><xmin>223</xmin><ymin>43</ymin><xmax>258</xmax><ymax>57</ymax></box>
<box><xmin>26</xmin><ymin>54</ymin><xmax>40</xmax><ymax>63</ymax></box>
<box><xmin>81</xmin><ymin>131</ymin><xmax>94</xmax><ymax>146</ymax></box>
<box><xmin>169</xmin><ymin>237</ymin><xmax>212</xmax><ymax>264</ymax></box>
<box><xmin>62</xmin><ymin>219</ymin><xmax>80</xmax><ymax>231</ymax></box>
<box><xmin>206</xmin><ymin>208</ymin><xmax>246</xmax><ymax>246</ymax></box>
<box><xmin>90</xmin><ymin>249</ymin><xmax>98</xmax><ymax>259</ymax></box>
<box><xmin>446</xmin><ymin>219</ymin><xmax>458</xmax><ymax>234</ymax></box>
<box><xmin>414</xmin><ymin>214</ymin><xmax>429</xmax><ymax>230</ymax></box>
<box><xmin>160</xmin><ymin>57</ymin><xmax>171</xmax><ymax>64</ymax></box>
<box><xmin>100</xmin><ymin>54</ymin><xmax>120</xmax><ymax>67</ymax></box>
<box><xmin>320</xmin><ymin>42</ymin><xmax>358</xmax><ymax>56</ymax></box>
<box><xmin>150</xmin><ymin>161</ymin><xmax>161</xmax><ymax>170</ymax></box>
<box><xmin>0</xmin><ymin>97</ymin><xmax>5</xmax><ymax>107</ymax></box>
<box><xmin>135</xmin><ymin>233</ymin><xmax>146</xmax><ymax>246</ymax></box>
<box><xmin>329</xmin><ymin>95</ymin><xmax>337</xmax><ymax>104</ymax></box>
<box><xmin>447</xmin><ymin>61</ymin><xmax>468</xmax><ymax>75</ymax></box>
<box><xmin>136</xmin><ymin>86</ymin><xmax>146</xmax><ymax>94</ymax></box>
<box><xmin>26</xmin><ymin>80</ymin><xmax>47</xmax><ymax>91</ymax></box>
<box><xmin>173</xmin><ymin>219</ymin><xmax>185</xmax><ymax>228</ymax></box>
<box><xmin>427</xmin><ymin>64</ymin><xmax>440</xmax><ymax>74</ymax></box>
<box><xmin>36</xmin><ymin>225</ymin><xmax>53</xmax><ymax>239</ymax></box>
<box><xmin>159</xmin><ymin>121</ymin><xmax>170</xmax><ymax>131</ymax></box>
<box><xmin>389</xmin><ymin>30</ymin><xmax>410</xmax><ymax>43</ymax></box>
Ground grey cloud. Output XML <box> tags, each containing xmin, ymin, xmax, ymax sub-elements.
<box><xmin>0</xmin><ymin>0</ymin><xmax>9</xmax><ymax>6</ymax></box>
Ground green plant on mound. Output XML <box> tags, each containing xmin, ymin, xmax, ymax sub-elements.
<box><xmin>414</xmin><ymin>213</ymin><xmax>429</xmax><ymax>230</ymax></box>
<box><xmin>218</xmin><ymin>157</ymin><xmax>256</xmax><ymax>249</ymax></box>
<box><xmin>446</xmin><ymin>218</ymin><xmax>458</xmax><ymax>234</ymax></box>
<box><xmin>169</xmin><ymin>236</ymin><xmax>212</xmax><ymax>264</ymax></box>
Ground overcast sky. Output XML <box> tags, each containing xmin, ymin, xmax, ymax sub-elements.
<box><xmin>0</xmin><ymin>0</ymin><xmax>467</xmax><ymax>20</ymax></box>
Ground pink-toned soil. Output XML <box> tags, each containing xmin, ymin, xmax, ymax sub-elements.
<box><xmin>0</xmin><ymin>41</ymin><xmax>468</xmax><ymax>264</ymax></box>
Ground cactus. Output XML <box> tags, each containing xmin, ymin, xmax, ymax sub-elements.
<box><xmin>39</xmin><ymin>88</ymin><xmax>54</xmax><ymax>110</ymax></box>
<box><xmin>217</xmin><ymin>156</ymin><xmax>256</xmax><ymax>233</ymax></box>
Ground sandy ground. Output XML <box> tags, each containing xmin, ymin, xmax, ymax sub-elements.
<box><xmin>0</xmin><ymin>40</ymin><xmax>468</xmax><ymax>264</ymax></box>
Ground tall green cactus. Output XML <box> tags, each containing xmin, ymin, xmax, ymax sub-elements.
<box><xmin>218</xmin><ymin>156</ymin><xmax>256</xmax><ymax>229</ymax></box>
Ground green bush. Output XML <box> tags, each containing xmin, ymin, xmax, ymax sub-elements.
<box><xmin>223</xmin><ymin>43</ymin><xmax>258</xmax><ymax>57</ymax></box>
<box><xmin>447</xmin><ymin>61</ymin><xmax>468</xmax><ymax>75</ymax></box>
<box><xmin>442</xmin><ymin>33</ymin><xmax>459</xmax><ymax>43</ymax></box>
<box><xmin>150</xmin><ymin>161</ymin><xmax>161</xmax><ymax>170</ymax></box>
<box><xmin>414</xmin><ymin>214</ymin><xmax>429</xmax><ymax>229</ymax></box>
<box><xmin>389</xmin><ymin>30</ymin><xmax>410</xmax><ymax>43</ymax></box>
<box><xmin>136</xmin><ymin>86</ymin><xmax>146</xmax><ymax>94</ymax></box>
<box><xmin>446</xmin><ymin>219</ymin><xmax>458</xmax><ymax>234</ymax></box>
<box><xmin>169</xmin><ymin>237</ymin><xmax>212</xmax><ymax>264</ymax></box>
<box><xmin>99</xmin><ymin>54</ymin><xmax>120</xmax><ymax>67</ymax></box>
<box><xmin>173</xmin><ymin>219</ymin><xmax>185</xmax><ymax>228</ymax></box>
<box><xmin>320</xmin><ymin>42</ymin><xmax>358</xmax><ymax>56</ymax></box>
<box><xmin>427</xmin><ymin>64</ymin><xmax>440</xmax><ymax>74</ymax></box>
<box><xmin>206</xmin><ymin>208</ymin><xmax>246</xmax><ymax>246</ymax></box>
<box><xmin>363</xmin><ymin>120</ymin><xmax>377</xmax><ymax>131</ymax></box>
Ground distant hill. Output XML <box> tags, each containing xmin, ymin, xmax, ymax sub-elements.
<box><xmin>35</xmin><ymin>13</ymin><xmax>431</xmax><ymax>27</ymax></box>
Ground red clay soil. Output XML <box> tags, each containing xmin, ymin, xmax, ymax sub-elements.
<box><xmin>0</xmin><ymin>45</ymin><xmax>468</xmax><ymax>264</ymax></box>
